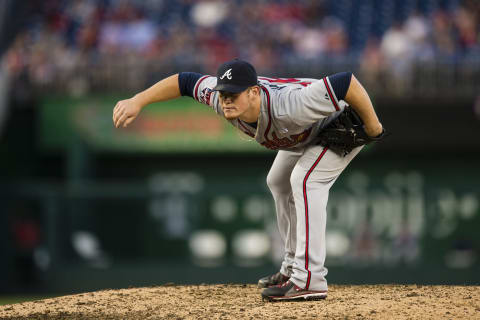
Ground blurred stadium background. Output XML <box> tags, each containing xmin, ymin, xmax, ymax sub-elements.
<box><xmin>1</xmin><ymin>0</ymin><xmax>479</xmax><ymax>298</ymax></box>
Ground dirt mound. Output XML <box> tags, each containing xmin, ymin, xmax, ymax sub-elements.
<box><xmin>0</xmin><ymin>284</ymin><xmax>479</xmax><ymax>319</ymax></box>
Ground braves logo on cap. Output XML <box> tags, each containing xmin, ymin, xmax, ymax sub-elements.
<box><xmin>220</xmin><ymin>68</ymin><xmax>233</xmax><ymax>80</ymax></box>
<box><xmin>213</xmin><ymin>59</ymin><xmax>257</xmax><ymax>93</ymax></box>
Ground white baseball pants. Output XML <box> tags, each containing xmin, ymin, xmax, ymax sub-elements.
<box><xmin>266</xmin><ymin>145</ymin><xmax>363</xmax><ymax>291</ymax></box>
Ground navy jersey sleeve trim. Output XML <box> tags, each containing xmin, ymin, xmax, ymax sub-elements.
<box><xmin>178</xmin><ymin>72</ymin><xmax>203</xmax><ymax>97</ymax></box>
<box><xmin>327</xmin><ymin>72</ymin><xmax>352</xmax><ymax>101</ymax></box>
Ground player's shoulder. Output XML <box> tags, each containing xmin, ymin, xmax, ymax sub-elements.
<box><xmin>195</xmin><ymin>75</ymin><xmax>217</xmax><ymax>89</ymax></box>
<box><xmin>258</xmin><ymin>76</ymin><xmax>321</xmax><ymax>102</ymax></box>
<box><xmin>194</xmin><ymin>75</ymin><xmax>217</xmax><ymax>104</ymax></box>
<box><xmin>258</xmin><ymin>76</ymin><xmax>319</xmax><ymax>90</ymax></box>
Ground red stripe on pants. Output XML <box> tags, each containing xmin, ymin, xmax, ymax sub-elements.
<box><xmin>303</xmin><ymin>147</ymin><xmax>328</xmax><ymax>290</ymax></box>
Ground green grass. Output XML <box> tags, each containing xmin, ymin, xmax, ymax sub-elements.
<box><xmin>0</xmin><ymin>295</ymin><xmax>56</xmax><ymax>306</ymax></box>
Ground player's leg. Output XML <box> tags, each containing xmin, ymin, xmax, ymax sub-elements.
<box><xmin>258</xmin><ymin>149</ymin><xmax>302</xmax><ymax>288</ymax></box>
<box><xmin>290</xmin><ymin>145</ymin><xmax>363</xmax><ymax>291</ymax></box>
<box><xmin>262</xmin><ymin>145</ymin><xmax>363</xmax><ymax>300</ymax></box>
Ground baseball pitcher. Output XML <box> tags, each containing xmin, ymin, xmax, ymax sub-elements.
<box><xmin>112</xmin><ymin>59</ymin><xmax>385</xmax><ymax>301</ymax></box>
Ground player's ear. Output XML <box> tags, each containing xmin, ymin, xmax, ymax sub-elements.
<box><xmin>249</xmin><ymin>86</ymin><xmax>260</xmax><ymax>97</ymax></box>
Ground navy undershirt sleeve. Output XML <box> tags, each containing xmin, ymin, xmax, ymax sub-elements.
<box><xmin>246</xmin><ymin>121</ymin><xmax>257</xmax><ymax>129</ymax></box>
<box><xmin>327</xmin><ymin>72</ymin><xmax>352</xmax><ymax>101</ymax></box>
<box><xmin>178</xmin><ymin>72</ymin><xmax>203</xmax><ymax>97</ymax></box>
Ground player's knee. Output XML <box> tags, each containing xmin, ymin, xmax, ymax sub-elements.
<box><xmin>289</xmin><ymin>166</ymin><xmax>304</xmax><ymax>194</ymax></box>
<box><xmin>266</xmin><ymin>170</ymin><xmax>290</xmax><ymax>194</ymax></box>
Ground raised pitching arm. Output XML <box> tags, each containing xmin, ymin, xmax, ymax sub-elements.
<box><xmin>113</xmin><ymin>74</ymin><xmax>181</xmax><ymax>128</ymax></box>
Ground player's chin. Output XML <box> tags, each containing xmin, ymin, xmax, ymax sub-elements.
<box><xmin>223</xmin><ymin>111</ymin><xmax>239</xmax><ymax>120</ymax></box>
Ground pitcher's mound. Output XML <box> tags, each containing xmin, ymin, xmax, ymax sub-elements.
<box><xmin>1</xmin><ymin>284</ymin><xmax>479</xmax><ymax>319</ymax></box>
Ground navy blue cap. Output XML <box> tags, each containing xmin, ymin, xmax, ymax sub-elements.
<box><xmin>213</xmin><ymin>59</ymin><xmax>258</xmax><ymax>93</ymax></box>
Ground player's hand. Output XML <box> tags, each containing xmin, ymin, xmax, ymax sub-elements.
<box><xmin>113</xmin><ymin>97</ymin><xmax>143</xmax><ymax>128</ymax></box>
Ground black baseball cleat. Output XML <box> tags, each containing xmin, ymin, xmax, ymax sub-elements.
<box><xmin>261</xmin><ymin>280</ymin><xmax>327</xmax><ymax>302</ymax></box>
<box><xmin>257</xmin><ymin>272</ymin><xmax>290</xmax><ymax>288</ymax></box>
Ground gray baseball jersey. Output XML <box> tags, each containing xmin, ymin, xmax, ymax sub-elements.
<box><xmin>193</xmin><ymin>75</ymin><xmax>347</xmax><ymax>150</ymax></box>
<box><xmin>188</xmin><ymin>74</ymin><xmax>361</xmax><ymax>292</ymax></box>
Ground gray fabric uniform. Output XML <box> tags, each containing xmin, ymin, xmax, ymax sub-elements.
<box><xmin>193</xmin><ymin>75</ymin><xmax>362</xmax><ymax>291</ymax></box>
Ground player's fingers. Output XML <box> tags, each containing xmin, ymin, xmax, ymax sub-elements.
<box><xmin>114</xmin><ymin>115</ymin><xmax>122</xmax><ymax>128</ymax></box>
<box><xmin>113</xmin><ymin>109</ymin><xmax>122</xmax><ymax>126</ymax></box>
<box><xmin>115</xmin><ymin>113</ymin><xmax>128</xmax><ymax>128</ymax></box>
<box><xmin>114</xmin><ymin>105</ymin><xmax>124</xmax><ymax>119</ymax></box>
<box><xmin>113</xmin><ymin>102</ymin><xmax>122</xmax><ymax>116</ymax></box>
<box><xmin>123</xmin><ymin>116</ymin><xmax>135</xmax><ymax>128</ymax></box>
<box><xmin>113</xmin><ymin>108</ymin><xmax>126</xmax><ymax>127</ymax></box>
<box><xmin>114</xmin><ymin>111</ymin><xmax>121</xmax><ymax>128</ymax></box>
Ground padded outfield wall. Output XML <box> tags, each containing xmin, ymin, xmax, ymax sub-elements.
<box><xmin>1</xmin><ymin>95</ymin><xmax>479</xmax><ymax>293</ymax></box>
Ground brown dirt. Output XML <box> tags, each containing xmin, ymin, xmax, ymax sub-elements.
<box><xmin>0</xmin><ymin>284</ymin><xmax>479</xmax><ymax>320</ymax></box>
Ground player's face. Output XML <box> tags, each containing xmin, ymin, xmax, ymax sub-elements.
<box><xmin>219</xmin><ymin>87</ymin><xmax>257</xmax><ymax>120</ymax></box>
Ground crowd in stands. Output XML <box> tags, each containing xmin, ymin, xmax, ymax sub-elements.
<box><xmin>3</xmin><ymin>0</ymin><xmax>480</xmax><ymax>96</ymax></box>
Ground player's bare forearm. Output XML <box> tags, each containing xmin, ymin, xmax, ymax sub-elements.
<box><xmin>113</xmin><ymin>74</ymin><xmax>181</xmax><ymax>128</ymax></box>
<box><xmin>133</xmin><ymin>74</ymin><xmax>181</xmax><ymax>107</ymax></box>
<box><xmin>344</xmin><ymin>75</ymin><xmax>382</xmax><ymax>137</ymax></box>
